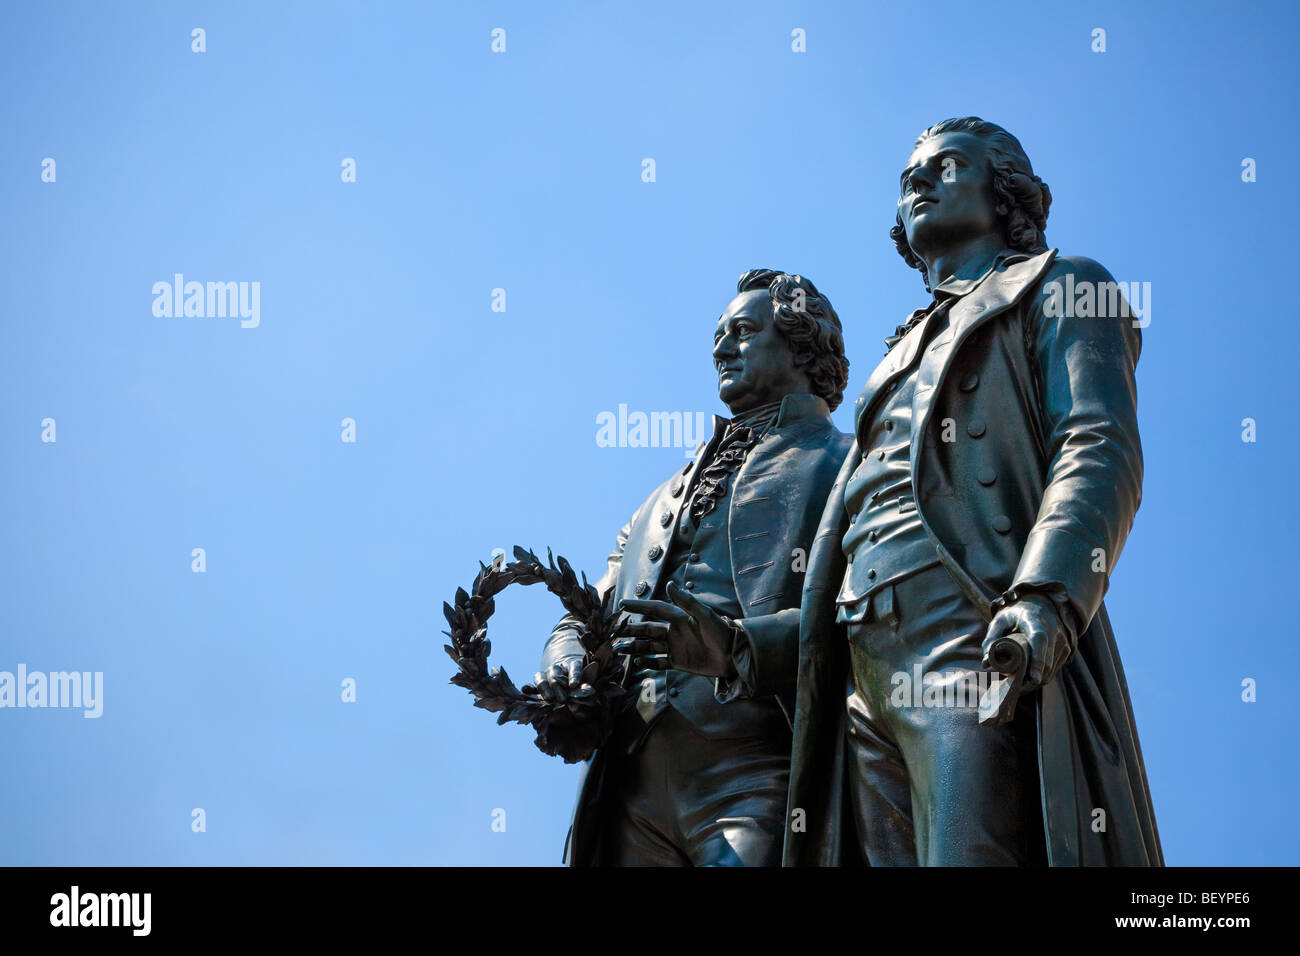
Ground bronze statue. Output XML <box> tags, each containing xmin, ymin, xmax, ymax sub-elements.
<box><xmin>535</xmin><ymin>270</ymin><xmax>851</xmax><ymax>865</ymax></box>
<box><xmin>785</xmin><ymin>118</ymin><xmax>1163</xmax><ymax>865</ymax></box>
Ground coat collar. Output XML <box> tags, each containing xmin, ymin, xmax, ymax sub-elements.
<box><xmin>706</xmin><ymin>392</ymin><xmax>833</xmax><ymax>445</ymax></box>
<box><xmin>774</xmin><ymin>392</ymin><xmax>833</xmax><ymax>429</ymax></box>
<box><xmin>930</xmin><ymin>249</ymin><xmax>1031</xmax><ymax>301</ymax></box>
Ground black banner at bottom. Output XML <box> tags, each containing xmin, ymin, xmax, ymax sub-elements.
<box><xmin>0</xmin><ymin>866</ymin><xmax>1280</xmax><ymax>941</ymax></box>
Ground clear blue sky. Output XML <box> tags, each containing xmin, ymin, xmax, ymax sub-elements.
<box><xmin>1</xmin><ymin>0</ymin><xmax>1296</xmax><ymax>866</ymax></box>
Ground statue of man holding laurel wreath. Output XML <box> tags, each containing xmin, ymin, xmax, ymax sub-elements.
<box><xmin>532</xmin><ymin>269</ymin><xmax>852</xmax><ymax>866</ymax></box>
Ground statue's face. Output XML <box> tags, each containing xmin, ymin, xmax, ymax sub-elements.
<box><xmin>713</xmin><ymin>290</ymin><xmax>805</xmax><ymax>415</ymax></box>
<box><xmin>898</xmin><ymin>131</ymin><xmax>1000</xmax><ymax>257</ymax></box>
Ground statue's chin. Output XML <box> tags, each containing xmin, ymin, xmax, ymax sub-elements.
<box><xmin>718</xmin><ymin>380</ymin><xmax>748</xmax><ymax>409</ymax></box>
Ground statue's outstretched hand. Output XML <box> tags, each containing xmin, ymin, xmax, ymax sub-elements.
<box><xmin>615</xmin><ymin>581</ymin><xmax>736</xmax><ymax>679</ymax></box>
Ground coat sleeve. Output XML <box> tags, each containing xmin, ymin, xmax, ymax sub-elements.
<box><xmin>1003</xmin><ymin>255</ymin><xmax>1144</xmax><ymax>639</ymax></box>
<box><xmin>540</xmin><ymin>504</ymin><xmax>640</xmax><ymax>672</ymax></box>
<box><xmin>720</xmin><ymin>607</ymin><xmax>802</xmax><ymax>699</ymax></box>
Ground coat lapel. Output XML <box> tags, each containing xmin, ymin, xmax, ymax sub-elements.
<box><xmin>729</xmin><ymin>396</ymin><xmax>835</xmax><ymax>613</ymax></box>
<box><xmin>852</xmin><ymin>311</ymin><xmax>931</xmax><ymax>435</ymax></box>
<box><xmin>910</xmin><ymin>250</ymin><xmax>1058</xmax><ymax>490</ymax></box>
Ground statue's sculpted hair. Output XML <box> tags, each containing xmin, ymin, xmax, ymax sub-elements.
<box><xmin>890</xmin><ymin>117</ymin><xmax>1052</xmax><ymax>284</ymax></box>
<box><xmin>735</xmin><ymin>269</ymin><xmax>850</xmax><ymax>412</ymax></box>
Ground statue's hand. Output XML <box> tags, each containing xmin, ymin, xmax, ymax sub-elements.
<box><xmin>982</xmin><ymin>594</ymin><xmax>1072</xmax><ymax>692</ymax></box>
<box><xmin>529</xmin><ymin>656</ymin><xmax>585</xmax><ymax>703</ymax></box>
<box><xmin>614</xmin><ymin>581</ymin><xmax>736</xmax><ymax>679</ymax></box>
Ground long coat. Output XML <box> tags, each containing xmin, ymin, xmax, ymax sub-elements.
<box><xmin>543</xmin><ymin>394</ymin><xmax>852</xmax><ymax>865</ymax></box>
<box><xmin>785</xmin><ymin>249</ymin><xmax>1164</xmax><ymax>866</ymax></box>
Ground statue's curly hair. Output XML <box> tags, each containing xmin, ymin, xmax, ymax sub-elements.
<box><xmin>890</xmin><ymin>117</ymin><xmax>1052</xmax><ymax>287</ymax></box>
<box><xmin>735</xmin><ymin>269</ymin><xmax>850</xmax><ymax>412</ymax></box>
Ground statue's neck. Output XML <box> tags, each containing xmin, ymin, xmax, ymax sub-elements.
<box><xmin>923</xmin><ymin>235</ymin><xmax>1006</xmax><ymax>293</ymax></box>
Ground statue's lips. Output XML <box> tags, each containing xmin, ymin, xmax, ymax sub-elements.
<box><xmin>912</xmin><ymin>196</ymin><xmax>938</xmax><ymax>211</ymax></box>
<box><xmin>719</xmin><ymin>366</ymin><xmax>742</xmax><ymax>380</ymax></box>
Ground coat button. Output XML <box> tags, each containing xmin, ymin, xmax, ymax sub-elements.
<box><xmin>660</xmin><ymin>511</ymin><xmax>673</xmax><ymax>527</ymax></box>
<box><xmin>960</xmin><ymin>372</ymin><xmax>979</xmax><ymax>392</ymax></box>
<box><xmin>992</xmin><ymin>515</ymin><xmax>1012</xmax><ymax>534</ymax></box>
<box><xmin>849</xmin><ymin>513</ymin><xmax>857</xmax><ymax>524</ymax></box>
<box><xmin>685</xmin><ymin>580</ymin><xmax>696</xmax><ymax>590</ymax></box>
<box><xmin>867</xmin><ymin>569</ymin><xmax>877</xmax><ymax>580</ymax></box>
<box><xmin>977</xmin><ymin>467</ymin><xmax>996</xmax><ymax>486</ymax></box>
<box><xmin>648</xmin><ymin>545</ymin><xmax>663</xmax><ymax>561</ymax></box>
<box><xmin>634</xmin><ymin>581</ymin><xmax>650</xmax><ymax>596</ymax></box>
<box><xmin>876</xmin><ymin>450</ymin><xmax>885</xmax><ymax>460</ymax></box>
<box><xmin>670</xmin><ymin>482</ymin><xmax>684</xmax><ymax>498</ymax></box>
<box><xmin>966</xmin><ymin>420</ymin><xmax>986</xmax><ymax>438</ymax></box>
<box><xmin>689</xmin><ymin>552</ymin><xmax>699</xmax><ymax>561</ymax></box>
<box><xmin>867</xmin><ymin>530</ymin><xmax>877</xmax><ymax>542</ymax></box>
<box><xmin>668</xmin><ymin>687</ymin><xmax>680</xmax><ymax>698</ymax></box>
<box><xmin>884</xmin><ymin>420</ymin><xmax>894</xmax><ymax>431</ymax></box>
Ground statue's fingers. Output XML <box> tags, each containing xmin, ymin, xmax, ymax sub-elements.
<box><xmin>532</xmin><ymin>674</ymin><xmax>559</xmax><ymax>702</ymax></box>
<box><xmin>619</xmin><ymin>598</ymin><xmax>690</xmax><ymax>624</ymax></box>
<box><xmin>1023</xmin><ymin>643</ymin><xmax>1047</xmax><ymax>688</ymax></box>
<box><xmin>981</xmin><ymin>616</ymin><xmax>1019</xmax><ymax>671</ymax></box>
<box><xmin>634</xmin><ymin>654</ymin><xmax>671</xmax><ymax>671</ymax></box>
<box><xmin>983</xmin><ymin>612</ymin><xmax>1016</xmax><ymax>643</ymax></box>
<box><xmin>1023</xmin><ymin>629</ymin><xmax>1055</xmax><ymax>687</ymax></box>
<box><xmin>612</xmin><ymin>637</ymin><xmax>669</xmax><ymax>657</ymax></box>
<box><xmin>620</xmin><ymin>620</ymin><xmax>671</xmax><ymax>638</ymax></box>
<box><xmin>981</xmin><ymin>611</ymin><xmax>1020</xmax><ymax>659</ymax></box>
<box><xmin>665</xmin><ymin>580</ymin><xmax>711</xmax><ymax>618</ymax></box>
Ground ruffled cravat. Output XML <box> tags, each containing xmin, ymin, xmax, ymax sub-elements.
<box><xmin>687</xmin><ymin>402</ymin><xmax>781</xmax><ymax>525</ymax></box>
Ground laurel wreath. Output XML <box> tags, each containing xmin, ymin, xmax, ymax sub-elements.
<box><xmin>443</xmin><ymin>546</ymin><xmax>629</xmax><ymax>764</ymax></box>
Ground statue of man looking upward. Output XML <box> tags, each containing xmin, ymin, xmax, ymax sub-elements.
<box><xmin>786</xmin><ymin>118</ymin><xmax>1163</xmax><ymax>866</ymax></box>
